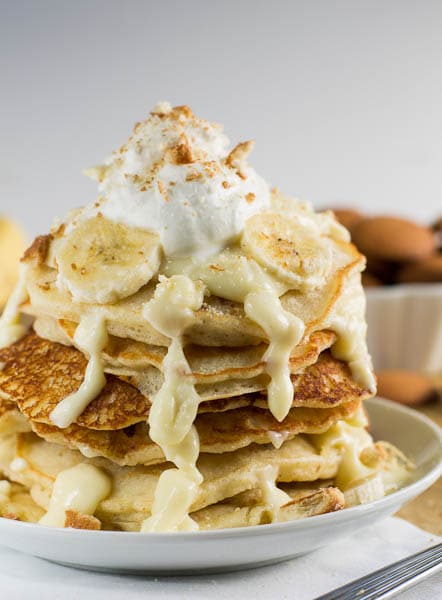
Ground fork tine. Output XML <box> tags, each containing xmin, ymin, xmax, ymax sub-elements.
<box><xmin>314</xmin><ymin>543</ymin><xmax>442</xmax><ymax>600</ymax></box>
<box><xmin>343</xmin><ymin>544</ymin><xmax>442</xmax><ymax>591</ymax></box>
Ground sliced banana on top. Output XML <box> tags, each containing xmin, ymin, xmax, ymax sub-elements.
<box><xmin>270</xmin><ymin>193</ymin><xmax>351</xmax><ymax>243</ymax></box>
<box><xmin>54</xmin><ymin>214</ymin><xmax>161</xmax><ymax>304</ymax></box>
<box><xmin>241</xmin><ymin>212</ymin><xmax>332</xmax><ymax>289</ymax></box>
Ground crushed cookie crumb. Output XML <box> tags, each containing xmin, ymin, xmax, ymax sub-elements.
<box><xmin>21</xmin><ymin>234</ymin><xmax>53</xmax><ymax>265</ymax></box>
<box><xmin>157</xmin><ymin>180</ymin><xmax>169</xmax><ymax>202</ymax></box>
<box><xmin>125</xmin><ymin>173</ymin><xmax>142</xmax><ymax>185</ymax></box>
<box><xmin>150</xmin><ymin>101</ymin><xmax>172</xmax><ymax>117</ymax></box>
<box><xmin>170</xmin><ymin>143</ymin><xmax>194</xmax><ymax>165</ymax></box>
<box><xmin>222</xmin><ymin>180</ymin><xmax>230</xmax><ymax>189</ymax></box>
<box><xmin>209</xmin><ymin>264</ymin><xmax>225</xmax><ymax>272</ymax></box>
<box><xmin>203</xmin><ymin>161</ymin><xmax>220</xmax><ymax>178</ymax></box>
<box><xmin>71</xmin><ymin>263</ymin><xmax>77</xmax><ymax>271</ymax></box>
<box><xmin>52</xmin><ymin>222</ymin><xmax>66</xmax><ymax>238</ymax></box>
<box><xmin>65</xmin><ymin>510</ymin><xmax>101</xmax><ymax>530</ymax></box>
<box><xmin>186</xmin><ymin>170</ymin><xmax>203</xmax><ymax>182</ymax></box>
<box><xmin>225</xmin><ymin>140</ymin><xmax>254</xmax><ymax>168</ymax></box>
<box><xmin>83</xmin><ymin>165</ymin><xmax>108</xmax><ymax>183</ymax></box>
<box><xmin>171</xmin><ymin>105</ymin><xmax>194</xmax><ymax>119</ymax></box>
<box><xmin>80</xmin><ymin>267</ymin><xmax>87</xmax><ymax>275</ymax></box>
<box><xmin>245</xmin><ymin>192</ymin><xmax>255</xmax><ymax>203</ymax></box>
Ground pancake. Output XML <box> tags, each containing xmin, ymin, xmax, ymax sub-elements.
<box><xmin>0</xmin><ymin>333</ymin><xmax>370</xmax><ymax>431</ymax></box>
<box><xmin>0</xmin><ymin>476</ymin><xmax>343</xmax><ymax>530</ymax></box>
<box><xmin>0</xmin><ymin>426</ymin><xmax>410</xmax><ymax>532</ymax></box>
<box><xmin>53</xmin><ymin>318</ymin><xmax>337</xmax><ymax>383</ymax></box>
<box><xmin>29</xmin><ymin>398</ymin><xmax>360</xmax><ymax>466</ymax></box>
<box><xmin>0</xmin><ymin>480</ymin><xmax>45</xmax><ymax>523</ymax></box>
<box><xmin>33</xmin><ymin>314</ymin><xmax>337</xmax><ymax>386</ymax></box>
<box><xmin>22</xmin><ymin>237</ymin><xmax>363</xmax><ymax>348</ymax></box>
<box><xmin>124</xmin><ymin>343</ymin><xmax>370</xmax><ymax>408</ymax></box>
<box><xmin>120</xmin><ymin>370</ymin><xmax>271</xmax><ymax>404</ymax></box>
<box><xmin>192</xmin><ymin>483</ymin><xmax>345</xmax><ymax>531</ymax></box>
<box><xmin>0</xmin><ymin>332</ymin><xmax>150</xmax><ymax>430</ymax></box>
<box><xmin>0</xmin><ymin>429</ymin><xmax>344</xmax><ymax>527</ymax></box>
<box><xmin>0</xmin><ymin>397</ymin><xmax>31</xmax><ymax>436</ymax></box>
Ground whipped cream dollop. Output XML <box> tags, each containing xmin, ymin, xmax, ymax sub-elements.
<box><xmin>84</xmin><ymin>102</ymin><xmax>271</xmax><ymax>258</ymax></box>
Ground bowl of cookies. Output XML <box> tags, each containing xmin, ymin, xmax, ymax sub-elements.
<box><xmin>331</xmin><ymin>208</ymin><xmax>442</xmax><ymax>407</ymax></box>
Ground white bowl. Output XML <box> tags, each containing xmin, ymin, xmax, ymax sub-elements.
<box><xmin>366</xmin><ymin>284</ymin><xmax>442</xmax><ymax>373</ymax></box>
<box><xmin>0</xmin><ymin>397</ymin><xmax>440</xmax><ymax>574</ymax></box>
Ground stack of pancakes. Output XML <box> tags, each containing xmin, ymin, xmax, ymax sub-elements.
<box><xmin>0</xmin><ymin>215</ymin><xmax>411</xmax><ymax>531</ymax></box>
<box><xmin>0</xmin><ymin>105</ymin><xmax>411</xmax><ymax>532</ymax></box>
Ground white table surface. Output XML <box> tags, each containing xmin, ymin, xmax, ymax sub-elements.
<box><xmin>0</xmin><ymin>516</ymin><xmax>440</xmax><ymax>600</ymax></box>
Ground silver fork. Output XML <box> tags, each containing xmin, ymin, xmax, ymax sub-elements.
<box><xmin>314</xmin><ymin>542</ymin><xmax>442</xmax><ymax>600</ymax></box>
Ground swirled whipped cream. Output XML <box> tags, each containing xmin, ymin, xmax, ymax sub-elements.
<box><xmin>84</xmin><ymin>102</ymin><xmax>271</xmax><ymax>258</ymax></box>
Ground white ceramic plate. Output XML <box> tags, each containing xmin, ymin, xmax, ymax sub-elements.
<box><xmin>0</xmin><ymin>397</ymin><xmax>440</xmax><ymax>574</ymax></box>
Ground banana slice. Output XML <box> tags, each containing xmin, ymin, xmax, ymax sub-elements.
<box><xmin>54</xmin><ymin>214</ymin><xmax>161</xmax><ymax>304</ymax></box>
<box><xmin>0</xmin><ymin>217</ymin><xmax>26</xmax><ymax>309</ymax></box>
<box><xmin>241</xmin><ymin>211</ymin><xmax>332</xmax><ymax>289</ymax></box>
<box><xmin>343</xmin><ymin>474</ymin><xmax>385</xmax><ymax>507</ymax></box>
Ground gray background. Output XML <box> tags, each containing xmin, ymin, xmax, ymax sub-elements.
<box><xmin>1</xmin><ymin>0</ymin><xmax>441</xmax><ymax>238</ymax></box>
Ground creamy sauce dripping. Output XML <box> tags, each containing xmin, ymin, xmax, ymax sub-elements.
<box><xmin>141</xmin><ymin>275</ymin><xmax>204</xmax><ymax>532</ymax></box>
<box><xmin>165</xmin><ymin>252</ymin><xmax>305</xmax><ymax>422</ymax></box>
<box><xmin>39</xmin><ymin>464</ymin><xmax>111</xmax><ymax>527</ymax></box>
<box><xmin>267</xmin><ymin>430</ymin><xmax>289</xmax><ymax>450</ymax></box>
<box><xmin>312</xmin><ymin>413</ymin><xmax>375</xmax><ymax>490</ymax></box>
<box><xmin>9</xmin><ymin>457</ymin><xmax>28</xmax><ymax>473</ymax></box>
<box><xmin>77</xmin><ymin>444</ymin><xmax>101</xmax><ymax>459</ymax></box>
<box><xmin>50</xmin><ymin>313</ymin><xmax>108</xmax><ymax>428</ymax></box>
<box><xmin>258</xmin><ymin>465</ymin><xmax>291</xmax><ymax>521</ymax></box>
<box><xmin>245</xmin><ymin>290</ymin><xmax>304</xmax><ymax>421</ymax></box>
<box><xmin>327</xmin><ymin>271</ymin><xmax>376</xmax><ymax>393</ymax></box>
<box><xmin>0</xmin><ymin>264</ymin><xmax>29</xmax><ymax>349</ymax></box>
